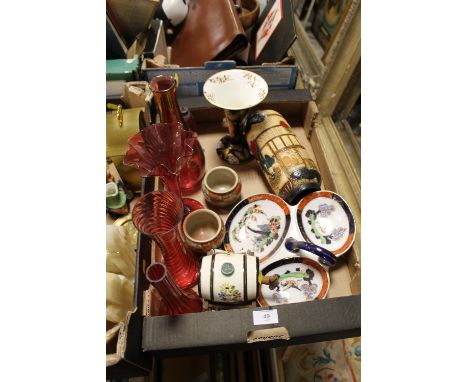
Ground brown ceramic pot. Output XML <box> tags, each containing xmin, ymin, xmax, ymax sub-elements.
<box><xmin>240</xmin><ymin>0</ymin><xmax>260</xmax><ymax>30</ymax></box>
<box><xmin>182</xmin><ymin>209</ymin><xmax>225</xmax><ymax>254</ymax></box>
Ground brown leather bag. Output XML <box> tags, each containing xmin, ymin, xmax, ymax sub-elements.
<box><xmin>170</xmin><ymin>0</ymin><xmax>248</xmax><ymax>67</ymax></box>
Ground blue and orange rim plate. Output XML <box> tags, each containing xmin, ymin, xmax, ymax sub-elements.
<box><xmin>257</xmin><ymin>257</ymin><xmax>330</xmax><ymax>307</ymax></box>
<box><xmin>296</xmin><ymin>191</ymin><xmax>355</xmax><ymax>257</ymax></box>
<box><xmin>224</xmin><ymin>193</ymin><xmax>291</xmax><ymax>263</ymax></box>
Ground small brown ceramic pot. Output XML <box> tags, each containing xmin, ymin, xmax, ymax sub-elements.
<box><xmin>202</xmin><ymin>166</ymin><xmax>242</xmax><ymax>207</ymax></box>
<box><xmin>240</xmin><ymin>0</ymin><xmax>260</xmax><ymax>30</ymax></box>
<box><xmin>182</xmin><ymin>209</ymin><xmax>225</xmax><ymax>253</ymax></box>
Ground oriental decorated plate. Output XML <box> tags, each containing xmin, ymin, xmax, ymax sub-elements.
<box><xmin>203</xmin><ymin>69</ymin><xmax>268</xmax><ymax>110</ymax></box>
<box><xmin>296</xmin><ymin>191</ymin><xmax>355</xmax><ymax>256</ymax></box>
<box><xmin>257</xmin><ymin>257</ymin><xmax>330</xmax><ymax>307</ymax></box>
<box><xmin>224</xmin><ymin>194</ymin><xmax>290</xmax><ymax>263</ymax></box>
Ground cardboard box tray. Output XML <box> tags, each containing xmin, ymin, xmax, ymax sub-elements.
<box><xmin>137</xmin><ymin>90</ymin><xmax>360</xmax><ymax>356</ymax></box>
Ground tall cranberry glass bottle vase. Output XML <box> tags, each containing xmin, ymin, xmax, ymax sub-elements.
<box><xmin>150</xmin><ymin>75</ymin><xmax>205</xmax><ymax>194</ymax></box>
<box><xmin>132</xmin><ymin>191</ymin><xmax>199</xmax><ymax>289</ymax></box>
<box><xmin>146</xmin><ymin>262</ymin><xmax>203</xmax><ymax>315</ymax></box>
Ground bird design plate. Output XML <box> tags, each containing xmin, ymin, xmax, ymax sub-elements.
<box><xmin>224</xmin><ymin>194</ymin><xmax>290</xmax><ymax>263</ymax></box>
<box><xmin>296</xmin><ymin>191</ymin><xmax>355</xmax><ymax>256</ymax></box>
<box><xmin>203</xmin><ymin>69</ymin><xmax>268</xmax><ymax>110</ymax></box>
<box><xmin>257</xmin><ymin>257</ymin><xmax>330</xmax><ymax>307</ymax></box>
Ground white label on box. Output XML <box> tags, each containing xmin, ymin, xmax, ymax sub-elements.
<box><xmin>253</xmin><ymin>309</ymin><xmax>279</xmax><ymax>325</ymax></box>
<box><xmin>255</xmin><ymin>0</ymin><xmax>283</xmax><ymax>59</ymax></box>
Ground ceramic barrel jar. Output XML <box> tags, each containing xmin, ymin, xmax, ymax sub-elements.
<box><xmin>198</xmin><ymin>250</ymin><xmax>259</xmax><ymax>304</ymax></box>
<box><xmin>244</xmin><ymin>110</ymin><xmax>322</xmax><ymax>205</ymax></box>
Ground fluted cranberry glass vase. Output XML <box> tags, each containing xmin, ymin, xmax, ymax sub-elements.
<box><xmin>150</xmin><ymin>75</ymin><xmax>205</xmax><ymax>194</ymax></box>
<box><xmin>132</xmin><ymin>191</ymin><xmax>199</xmax><ymax>288</ymax></box>
<box><xmin>123</xmin><ymin>121</ymin><xmax>204</xmax><ymax>213</ymax></box>
<box><xmin>146</xmin><ymin>262</ymin><xmax>203</xmax><ymax>315</ymax></box>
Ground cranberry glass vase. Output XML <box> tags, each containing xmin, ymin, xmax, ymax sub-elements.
<box><xmin>123</xmin><ymin>121</ymin><xmax>204</xmax><ymax>213</ymax></box>
<box><xmin>150</xmin><ymin>75</ymin><xmax>205</xmax><ymax>194</ymax></box>
<box><xmin>132</xmin><ymin>191</ymin><xmax>199</xmax><ymax>289</ymax></box>
<box><xmin>123</xmin><ymin>121</ymin><xmax>194</xmax><ymax>191</ymax></box>
<box><xmin>146</xmin><ymin>262</ymin><xmax>203</xmax><ymax>316</ymax></box>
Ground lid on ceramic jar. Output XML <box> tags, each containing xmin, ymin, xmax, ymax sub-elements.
<box><xmin>224</xmin><ymin>193</ymin><xmax>291</xmax><ymax>264</ymax></box>
<box><xmin>296</xmin><ymin>191</ymin><xmax>356</xmax><ymax>257</ymax></box>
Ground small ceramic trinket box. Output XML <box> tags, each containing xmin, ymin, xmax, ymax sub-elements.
<box><xmin>202</xmin><ymin>166</ymin><xmax>242</xmax><ymax>207</ymax></box>
<box><xmin>182</xmin><ymin>209</ymin><xmax>225</xmax><ymax>253</ymax></box>
<box><xmin>198</xmin><ymin>249</ymin><xmax>259</xmax><ymax>304</ymax></box>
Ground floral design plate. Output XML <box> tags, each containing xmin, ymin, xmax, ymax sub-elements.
<box><xmin>257</xmin><ymin>257</ymin><xmax>330</xmax><ymax>307</ymax></box>
<box><xmin>224</xmin><ymin>194</ymin><xmax>290</xmax><ymax>263</ymax></box>
<box><xmin>296</xmin><ymin>191</ymin><xmax>355</xmax><ymax>256</ymax></box>
<box><xmin>203</xmin><ymin>69</ymin><xmax>268</xmax><ymax>110</ymax></box>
